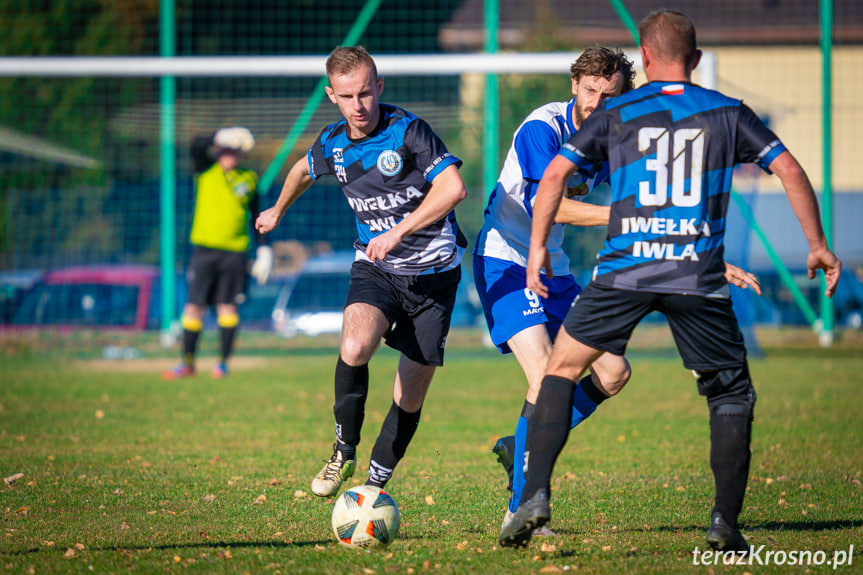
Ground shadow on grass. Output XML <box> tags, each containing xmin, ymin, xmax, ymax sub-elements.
<box><xmin>626</xmin><ymin>519</ymin><xmax>863</xmax><ymax>534</ymax></box>
<box><xmin>3</xmin><ymin>533</ymin><xmax>431</xmax><ymax>557</ymax></box>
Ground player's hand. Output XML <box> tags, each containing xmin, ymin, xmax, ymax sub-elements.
<box><xmin>724</xmin><ymin>263</ymin><xmax>762</xmax><ymax>296</ymax></box>
<box><xmin>365</xmin><ymin>229</ymin><xmax>403</xmax><ymax>262</ymax></box>
<box><xmin>526</xmin><ymin>246</ymin><xmax>551</xmax><ymax>299</ymax></box>
<box><xmin>251</xmin><ymin>245</ymin><xmax>274</xmax><ymax>285</ymax></box>
<box><xmin>807</xmin><ymin>246</ymin><xmax>842</xmax><ymax>298</ymax></box>
<box><xmin>255</xmin><ymin>208</ymin><xmax>280</xmax><ymax>235</ymax></box>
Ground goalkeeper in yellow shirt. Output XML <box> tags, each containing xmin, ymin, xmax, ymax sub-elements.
<box><xmin>163</xmin><ymin>126</ymin><xmax>273</xmax><ymax>380</ymax></box>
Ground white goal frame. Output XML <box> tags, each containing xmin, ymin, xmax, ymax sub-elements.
<box><xmin>0</xmin><ymin>51</ymin><xmax>716</xmax><ymax>88</ymax></box>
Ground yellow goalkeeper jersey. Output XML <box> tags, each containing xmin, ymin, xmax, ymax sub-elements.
<box><xmin>189</xmin><ymin>163</ymin><xmax>259</xmax><ymax>253</ymax></box>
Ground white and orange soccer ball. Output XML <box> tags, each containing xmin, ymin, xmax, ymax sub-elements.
<box><xmin>331</xmin><ymin>485</ymin><xmax>400</xmax><ymax>550</ymax></box>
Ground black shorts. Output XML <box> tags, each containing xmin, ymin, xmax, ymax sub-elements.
<box><xmin>187</xmin><ymin>245</ymin><xmax>248</xmax><ymax>307</ymax></box>
<box><xmin>345</xmin><ymin>261</ymin><xmax>461</xmax><ymax>367</ymax></box>
<box><xmin>564</xmin><ymin>282</ymin><xmax>747</xmax><ymax>371</ymax></box>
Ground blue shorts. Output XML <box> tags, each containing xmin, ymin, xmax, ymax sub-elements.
<box><xmin>473</xmin><ymin>254</ymin><xmax>581</xmax><ymax>353</ymax></box>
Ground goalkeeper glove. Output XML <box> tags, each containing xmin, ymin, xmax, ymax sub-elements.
<box><xmin>251</xmin><ymin>245</ymin><xmax>274</xmax><ymax>285</ymax></box>
<box><xmin>214</xmin><ymin>127</ymin><xmax>255</xmax><ymax>153</ymax></box>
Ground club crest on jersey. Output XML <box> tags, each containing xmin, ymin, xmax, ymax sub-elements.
<box><xmin>377</xmin><ymin>150</ymin><xmax>403</xmax><ymax>176</ymax></box>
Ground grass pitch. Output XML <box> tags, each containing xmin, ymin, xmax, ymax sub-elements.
<box><xmin>1</xmin><ymin>332</ymin><xmax>862</xmax><ymax>574</ymax></box>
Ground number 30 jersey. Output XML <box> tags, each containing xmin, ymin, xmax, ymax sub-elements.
<box><xmin>561</xmin><ymin>81</ymin><xmax>786</xmax><ymax>296</ymax></box>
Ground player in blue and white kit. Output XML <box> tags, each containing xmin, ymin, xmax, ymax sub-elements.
<box><xmin>474</xmin><ymin>46</ymin><xmax>636</xmax><ymax>529</ymax></box>
<box><xmin>501</xmin><ymin>10</ymin><xmax>842</xmax><ymax>550</ymax></box>
<box><xmin>256</xmin><ymin>46</ymin><xmax>468</xmax><ymax>497</ymax></box>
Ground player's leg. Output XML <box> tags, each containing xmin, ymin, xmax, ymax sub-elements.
<box><xmin>210</xmin><ymin>250</ymin><xmax>247</xmax><ymax>378</ymax></box>
<box><xmin>163</xmin><ymin>247</ymin><xmax>212</xmax><ymax>380</ymax></box>
<box><xmin>662</xmin><ymin>293</ymin><xmax>753</xmax><ymax>552</ymax></box>
<box><xmin>501</xmin><ymin>283</ymin><xmax>651</xmax><ymax>548</ymax></box>
<box><xmin>364</xmin><ymin>266</ymin><xmax>460</xmax><ymax>490</ymax></box>
<box><xmin>365</xmin><ymin>356</ymin><xmax>435</xmax><ymax>489</ymax></box>
<box><xmin>162</xmin><ymin>302</ymin><xmax>205</xmax><ymax>379</ymax></box>
<box><xmin>503</xmin><ymin>325</ymin><xmax>552</xmax><ymax>516</ymax></box>
<box><xmin>311</xmin><ymin>300</ymin><xmax>390</xmax><ymax>497</ymax></box>
<box><xmin>499</xmin><ymin>329</ymin><xmax>601</xmax><ymax>547</ymax></box>
<box><xmin>213</xmin><ymin>302</ymin><xmax>238</xmax><ymax>378</ymax></box>
<box><xmin>474</xmin><ymin>255</ymin><xmax>582</xmax><ymax>515</ymax></box>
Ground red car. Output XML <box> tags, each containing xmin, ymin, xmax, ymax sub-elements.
<box><xmin>9</xmin><ymin>265</ymin><xmax>159</xmax><ymax>331</ymax></box>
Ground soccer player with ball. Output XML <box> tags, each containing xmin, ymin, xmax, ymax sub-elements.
<box><xmin>256</xmin><ymin>46</ymin><xmax>468</xmax><ymax>499</ymax></box>
<box><xmin>501</xmin><ymin>9</ymin><xmax>842</xmax><ymax>550</ymax></box>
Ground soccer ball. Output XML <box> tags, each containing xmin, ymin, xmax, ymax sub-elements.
<box><xmin>331</xmin><ymin>485</ymin><xmax>400</xmax><ymax>550</ymax></box>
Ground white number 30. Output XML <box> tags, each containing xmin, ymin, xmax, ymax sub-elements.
<box><xmin>638</xmin><ymin>127</ymin><xmax>704</xmax><ymax>207</ymax></box>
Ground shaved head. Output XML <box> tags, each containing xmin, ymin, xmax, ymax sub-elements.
<box><xmin>638</xmin><ymin>9</ymin><xmax>698</xmax><ymax>67</ymax></box>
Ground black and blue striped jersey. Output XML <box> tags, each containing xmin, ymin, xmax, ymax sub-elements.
<box><xmin>308</xmin><ymin>103</ymin><xmax>467</xmax><ymax>276</ymax></box>
<box><xmin>559</xmin><ymin>81</ymin><xmax>785</xmax><ymax>296</ymax></box>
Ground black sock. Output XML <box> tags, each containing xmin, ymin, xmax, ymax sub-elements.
<box><xmin>333</xmin><ymin>356</ymin><xmax>369</xmax><ymax>447</ymax></box>
<box><xmin>182</xmin><ymin>329</ymin><xmax>200</xmax><ymax>365</ymax></box>
<box><xmin>366</xmin><ymin>401</ymin><xmax>422</xmax><ymax>488</ymax></box>
<box><xmin>219</xmin><ymin>325</ymin><xmax>237</xmax><ymax>362</ymax></box>
<box><xmin>710</xmin><ymin>413</ymin><xmax>752</xmax><ymax>528</ymax></box>
<box><xmin>520</xmin><ymin>375</ymin><xmax>575</xmax><ymax>502</ymax></box>
<box><xmin>578</xmin><ymin>374</ymin><xmax>609</xmax><ymax>404</ymax></box>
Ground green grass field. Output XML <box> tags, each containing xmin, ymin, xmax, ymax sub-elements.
<box><xmin>2</xmin><ymin>331</ymin><xmax>862</xmax><ymax>574</ymax></box>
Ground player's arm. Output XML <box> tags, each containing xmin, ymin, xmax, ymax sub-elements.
<box><xmin>527</xmin><ymin>154</ymin><xmax>577</xmax><ymax>298</ymax></box>
<box><xmin>554</xmin><ymin>199</ymin><xmax>610</xmax><ymax>227</ymax></box>
<box><xmin>365</xmin><ymin>163</ymin><xmax>467</xmax><ymax>262</ymax></box>
<box><xmin>768</xmin><ymin>150</ymin><xmax>842</xmax><ymax>297</ymax></box>
<box><xmin>255</xmin><ymin>155</ymin><xmax>314</xmax><ymax>235</ymax></box>
<box><xmin>190</xmin><ymin>133</ymin><xmax>217</xmax><ymax>173</ymax></box>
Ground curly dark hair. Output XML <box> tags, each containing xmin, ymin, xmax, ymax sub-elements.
<box><xmin>570</xmin><ymin>45</ymin><xmax>636</xmax><ymax>94</ymax></box>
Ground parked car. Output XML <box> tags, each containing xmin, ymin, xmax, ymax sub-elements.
<box><xmin>271</xmin><ymin>251</ymin><xmax>355</xmax><ymax>337</ymax></box>
<box><xmin>11</xmin><ymin>265</ymin><xmax>159</xmax><ymax>330</ymax></box>
<box><xmin>0</xmin><ymin>269</ymin><xmax>44</xmax><ymax>324</ymax></box>
<box><xmin>271</xmin><ymin>251</ymin><xmax>482</xmax><ymax>338</ymax></box>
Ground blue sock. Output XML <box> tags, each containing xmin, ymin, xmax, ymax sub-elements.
<box><xmin>570</xmin><ymin>374</ymin><xmax>608</xmax><ymax>428</ymax></box>
<box><xmin>509</xmin><ymin>402</ymin><xmax>535</xmax><ymax>513</ymax></box>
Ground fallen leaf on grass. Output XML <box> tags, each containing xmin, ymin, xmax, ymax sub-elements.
<box><xmin>540</xmin><ymin>542</ymin><xmax>556</xmax><ymax>552</ymax></box>
<box><xmin>540</xmin><ymin>566</ymin><xmax>562</xmax><ymax>573</ymax></box>
<box><xmin>455</xmin><ymin>541</ymin><xmax>468</xmax><ymax>550</ymax></box>
<box><xmin>4</xmin><ymin>473</ymin><xmax>24</xmax><ymax>486</ymax></box>
<box><xmin>64</xmin><ymin>548</ymin><xmax>77</xmax><ymax>559</ymax></box>
<box><xmin>202</xmin><ymin>494</ymin><xmax>216</xmax><ymax>503</ymax></box>
<box><xmin>424</xmin><ymin>495</ymin><xmax>435</xmax><ymax>505</ymax></box>
<box><xmin>253</xmin><ymin>494</ymin><xmax>267</xmax><ymax>505</ymax></box>
<box><xmin>293</xmin><ymin>490</ymin><xmax>307</xmax><ymax>498</ymax></box>
<box><xmin>217</xmin><ymin>550</ymin><xmax>232</xmax><ymax>559</ymax></box>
